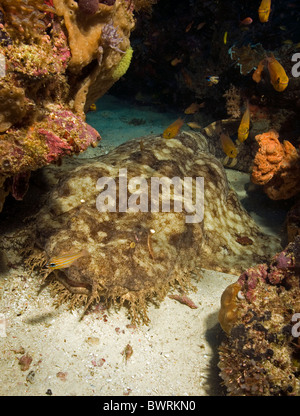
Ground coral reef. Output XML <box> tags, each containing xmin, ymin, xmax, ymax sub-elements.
<box><xmin>1</xmin><ymin>0</ymin><xmax>56</xmax><ymax>43</ymax></box>
<box><xmin>53</xmin><ymin>0</ymin><xmax>135</xmax><ymax>113</ymax></box>
<box><xmin>218</xmin><ymin>281</ymin><xmax>243</xmax><ymax>335</ymax></box>
<box><xmin>111</xmin><ymin>0</ymin><xmax>300</xmax><ymax>146</ymax></box>
<box><xmin>223</xmin><ymin>85</ymin><xmax>241</xmax><ymax>119</ymax></box>
<box><xmin>201</xmin><ymin>118</ymin><xmax>260</xmax><ymax>173</ymax></box>
<box><xmin>287</xmin><ymin>201</ymin><xmax>300</xmax><ymax>243</ymax></box>
<box><xmin>251</xmin><ymin>130</ymin><xmax>300</xmax><ymax>200</ymax></box>
<box><xmin>77</xmin><ymin>0</ymin><xmax>100</xmax><ymax>15</ymax></box>
<box><xmin>0</xmin><ymin>108</ymin><xmax>100</xmax><ymax>209</ymax></box>
<box><xmin>26</xmin><ymin>131</ymin><xmax>280</xmax><ymax>323</ymax></box>
<box><xmin>0</xmin><ymin>0</ymin><xmax>136</xmax><ymax>211</ymax></box>
<box><xmin>218</xmin><ymin>237</ymin><xmax>300</xmax><ymax>396</ymax></box>
<box><xmin>229</xmin><ymin>44</ymin><xmax>266</xmax><ymax>76</ymax></box>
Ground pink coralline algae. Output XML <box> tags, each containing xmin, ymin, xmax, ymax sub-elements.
<box><xmin>237</xmin><ymin>245</ymin><xmax>295</xmax><ymax>299</ymax></box>
<box><xmin>48</xmin><ymin>111</ymin><xmax>100</xmax><ymax>151</ymax></box>
<box><xmin>267</xmin><ymin>248</ymin><xmax>294</xmax><ymax>285</ymax></box>
<box><xmin>38</xmin><ymin>129</ymin><xmax>72</xmax><ymax>163</ymax></box>
<box><xmin>0</xmin><ymin>109</ymin><xmax>101</xmax><ymax>200</ymax></box>
<box><xmin>41</xmin><ymin>110</ymin><xmax>100</xmax><ymax>162</ymax></box>
<box><xmin>237</xmin><ymin>264</ymin><xmax>268</xmax><ymax>302</ymax></box>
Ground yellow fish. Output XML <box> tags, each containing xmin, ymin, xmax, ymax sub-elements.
<box><xmin>196</xmin><ymin>22</ymin><xmax>206</xmax><ymax>30</ymax></box>
<box><xmin>223</xmin><ymin>31</ymin><xmax>228</xmax><ymax>45</ymax></box>
<box><xmin>266</xmin><ymin>55</ymin><xmax>289</xmax><ymax>92</ymax></box>
<box><xmin>89</xmin><ymin>103</ymin><xmax>97</xmax><ymax>111</ymax></box>
<box><xmin>252</xmin><ymin>59</ymin><xmax>265</xmax><ymax>83</ymax></box>
<box><xmin>238</xmin><ymin>101</ymin><xmax>250</xmax><ymax>142</ymax></box>
<box><xmin>252</xmin><ymin>56</ymin><xmax>289</xmax><ymax>92</ymax></box>
<box><xmin>220</xmin><ymin>133</ymin><xmax>238</xmax><ymax>158</ymax></box>
<box><xmin>184</xmin><ymin>102</ymin><xmax>204</xmax><ymax>114</ymax></box>
<box><xmin>258</xmin><ymin>0</ymin><xmax>271</xmax><ymax>23</ymax></box>
<box><xmin>46</xmin><ymin>250</ymin><xmax>88</xmax><ymax>270</ymax></box>
<box><xmin>171</xmin><ymin>57</ymin><xmax>182</xmax><ymax>66</ymax></box>
<box><xmin>185</xmin><ymin>21</ymin><xmax>194</xmax><ymax>33</ymax></box>
<box><xmin>206</xmin><ymin>76</ymin><xmax>219</xmax><ymax>85</ymax></box>
<box><xmin>162</xmin><ymin>118</ymin><xmax>184</xmax><ymax>139</ymax></box>
<box><xmin>187</xmin><ymin>121</ymin><xmax>202</xmax><ymax>129</ymax></box>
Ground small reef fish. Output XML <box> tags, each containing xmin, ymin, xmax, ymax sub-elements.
<box><xmin>240</xmin><ymin>17</ymin><xmax>253</xmax><ymax>25</ymax></box>
<box><xmin>258</xmin><ymin>0</ymin><xmax>271</xmax><ymax>23</ymax></box>
<box><xmin>196</xmin><ymin>22</ymin><xmax>206</xmax><ymax>30</ymax></box>
<box><xmin>162</xmin><ymin>118</ymin><xmax>184</xmax><ymax>139</ymax></box>
<box><xmin>220</xmin><ymin>133</ymin><xmax>238</xmax><ymax>158</ymax></box>
<box><xmin>185</xmin><ymin>21</ymin><xmax>194</xmax><ymax>32</ymax></box>
<box><xmin>206</xmin><ymin>76</ymin><xmax>219</xmax><ymax>85</ymax></box>
<box><xmin>282</xmin><ymin>40</ymin><xmax>293</xmax><ymax>45</ymax></box>
<box><xmin>252</xmin><ymin>55</ymin><xmax>289</xmax><ymax>92</ymax></box>
<box><xmin>184</xmin><ymin>102</ymin><xmax>204</xmax><ymax>114</ymax></box>
<box><xmin>89</xmin><ymin>103</ymin><xmax>97</xmax><ymax>111</ymax></box>
<box><xmin>46</xmin><ymin>250</ymin><xmax>88</xmax><ymax>270</ymax></box>
<box><xmin>223</xmin><ymin>31</ymin><xmax>228</xmax><ymax>44</ymax></box>
<box><xmin>187</xmin><ymin>121</ymin><xmax>202</xmax><ymax>129</ymax></box>
<box><xmin>238</xmin><ymin>101</ymin><xmax>250</xmax><ymax>142</ymax></box>
<box><xmin>267</xmin><ymin>55</ymin><xmax>289</xmax><ymax>91</ymax></box>
<box><xmin>252</xmin><ymin>60</ymin><xmax>265</xmax><ymax>83</ymax></box>
<box><xmin>171</xmin><ymin>57</ymin><xmax>182</xmax><ymax>66</ymax></box>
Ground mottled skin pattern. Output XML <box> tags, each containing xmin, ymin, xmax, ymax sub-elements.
<box><xmin>32</xmin><ymin>131</ymin><xmax>281</xmax><ymax>321</ymax></box>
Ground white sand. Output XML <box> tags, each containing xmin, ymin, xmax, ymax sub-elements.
<box><xmin>0</xmin><ymin>264</ymin><xmax>237</xmax><ymax>396</ymax></box>
<box><xmin>0</xmin><ymin>96</ymin><xmax>285</xmax><ymax>396</ymax></box>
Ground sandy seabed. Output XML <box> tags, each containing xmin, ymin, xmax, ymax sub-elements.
<box><xmin>0</xmin><ymin>264</ymin><xmax>236</xmax><ymax>396</ymax></box>
<box><xmin>0</xmin><ymin>96</ymin><xmax>286</xmax><ymax>396</ymax></box>
<box><xmin>0</xmin><ymin>169</ymin><xmax>282</xmax><ymax>397</ymax></box>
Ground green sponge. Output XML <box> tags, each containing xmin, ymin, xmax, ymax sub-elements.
<box><xmin>112</xmin><ymin>46</ymin><xmax>133</xmax><ymax>80</ymax></box>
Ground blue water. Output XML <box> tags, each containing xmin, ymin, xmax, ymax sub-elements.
<box><xmin>86</xmin><ymin>94</ymin><xmax>181</xmax><ymax>147</ymax></box>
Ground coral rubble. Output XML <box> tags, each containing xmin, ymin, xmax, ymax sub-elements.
<box><xmin>218</xmin><ymin>237</ymin><xmax>300</xmax><ymax>396</ymax></box>
<box><xmin>26</xmin><ymin>131</ymin><xmax>280</xmax><ymax>322</ymax></box>
<box><xmin>0</xmin><ymin>0</ymin><xmax>136</xmax><ymax>211</ymax></box>
<box><xmin>229</xmin><ymin>44</ymin><xmax>266</xmax><ymax>76</ymax></box>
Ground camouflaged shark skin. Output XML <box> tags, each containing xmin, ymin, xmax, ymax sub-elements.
<box><xmin>32</xmin><ymin>131</ymin><xmax>281</xmax><ymax>322</ymax></box>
